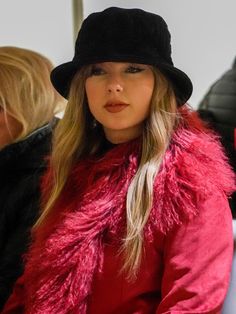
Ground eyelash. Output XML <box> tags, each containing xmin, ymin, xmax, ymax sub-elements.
<box><xmin>90</xmin><ymin>67</ymin><xmax>104</xmax><ymax>76</ymax></box>
<box><xmin>126</xmin><ymin>66</ymin><xmax>144</xmax><ymax>73</ymax></box>
<box><xmin>89</xmin><ymin>65</ymin><xmax>145</xmax><ymax>76</ymax></box>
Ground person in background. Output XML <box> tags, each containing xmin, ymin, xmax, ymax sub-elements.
<box><xmin>0</xmin><ymin>46</ymin><xmax>65</xmax><ymax>309</ymax></box>
<box><xmin>197</xmin><ymin>57</ymin><xmax>236</xmax><ymax>314</ymax></box>
<box><xmin>198</xmin><ymin>57</ymin><xmax>236</xmax><ymax>217</ymax></box>
<box><xmin>3</xmin><ymin>7</ymin><xmax>235</xmax><ymax>314</ymax></box>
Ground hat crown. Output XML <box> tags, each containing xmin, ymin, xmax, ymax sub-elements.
<box><xmin>73</xmin><ymin>7</ymin><xmax>173</xmax><ymax>66</ymax></box>
<box><xmin>50</xmin><ymin>7</ymin><xmax>193</xmax><ymax>104</ymax></box>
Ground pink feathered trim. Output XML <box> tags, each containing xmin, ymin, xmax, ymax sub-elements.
<box><xmin>148</xmin><ymin>128</ymin><xmax>235</xmax><ymax>236</ymax></box>
<box><xmin>20</xmin><ymin>123</ymin><xmax>235</xmax><ymax>314</ymax></box>
<box><xmin>23</xmin><ymin>139</ymin><xmax>141</xmax><ymax>313</ymax></box>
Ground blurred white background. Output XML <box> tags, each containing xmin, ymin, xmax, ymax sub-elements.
<box><xmin>1</xmin><ymin>0</ymin><xmax>236</xmax><ymax>108</ymax></box>
<box><xmin>0</xmin><ymin>0</ymin><xmax>74</xmax><ymax>64</ymax></box>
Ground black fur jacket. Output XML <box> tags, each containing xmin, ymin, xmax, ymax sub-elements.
<box><xmin>0</xmin><ymin>123</ymin><xmax>53</xmax><ymax>310</ymax></box>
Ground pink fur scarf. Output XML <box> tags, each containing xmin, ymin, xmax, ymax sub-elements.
<box><xmin>21</xmin><ymin>127</ymin><xmax>235</xmax><ymax>314</ymax></box>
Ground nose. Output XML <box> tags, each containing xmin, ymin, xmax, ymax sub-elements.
<box><xmin>107</xmin><ymin>77</ymin><xmax>123</xmax><ymax>93</ymax></box>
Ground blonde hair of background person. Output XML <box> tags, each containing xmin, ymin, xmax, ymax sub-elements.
<box><xmin>0</xmin><ymin>46</ymin><xmax>65</xmax><ymax>145</ymax></box>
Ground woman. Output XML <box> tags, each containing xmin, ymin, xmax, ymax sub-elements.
<box><xmin>0</xmin><ymin>46</ymin><xmax>65</xmax><ymax>309</ymax></box>
<box><xmin>3</xmin><ymin>7</ymin><xmax>235</xmax><ymax>314</ymax></box>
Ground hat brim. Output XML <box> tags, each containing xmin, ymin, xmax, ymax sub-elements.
<box><xmin>156</xmin><ymin>63</ymin><xmax>193</xmax><ymax>105</ymax></box>
<box><xmin>51</xmin><ymin>62</ymin><xmax>79</xmax><ymax>99</ymax></box>
<box><xmin>51</xmin><ymin>59</ymin><xmax>193</xmax><ymax>106</ymax></box>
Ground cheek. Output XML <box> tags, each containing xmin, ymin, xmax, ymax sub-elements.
<box><xmin>0</xmin><ymin>114</ymin><xmax>10</xmax><ymax>135</ymax></box>
<box><xmin>85</xmin><ymin>78</ymin><xmax>104</xmax><ymax>97</ymax></box>
<box><xmin>7</xmin><ymin>117</ymin><xmax>22</xmax><ymax>139</ymax></box>
<box><xmin>135</xmin><ymin>84</ymin><xmax>154</xmax><ymax>108</ymax></box>
<box><xmin>0</xmin><ymin>122</ymin><xmax>13</xmax><ymax>148</ymax></box>
<box><xmin>0</xmin><ymin>113</ymin><xmax>22</xmax><ymax>149</ymax></box>
<box><xmin>11</xmin><ymin>121</ymin><xmax>22</xmax><ymax>138</ymax></box>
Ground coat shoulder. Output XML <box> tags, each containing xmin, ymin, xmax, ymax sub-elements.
<box><xmin>150</xmin><ymin>128</ymin><xmax>235</xmax><ymax>234</ymax></box>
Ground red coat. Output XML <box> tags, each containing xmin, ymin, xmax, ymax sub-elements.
<box><xmin>87</xmin><ymin>192</ymin><xmax>233</xmax><ymax>313</ymax></box>
<box><xmin>2</xmin><ymin>126</ymin><xmax>235</xmax><ymax>314</ymax></box>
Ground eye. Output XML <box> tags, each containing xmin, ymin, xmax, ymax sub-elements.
<box><xmin>126</xmin><ymin>65</ymin><xmax>145</xmax><ymax>74</ymax></box>
<box><xmin>89</xmin><ymin>66</ymin><xmax>105</xmax><ymax>76</ymax></box>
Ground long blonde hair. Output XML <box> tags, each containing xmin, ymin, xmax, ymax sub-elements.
<box><xmin>0</xmin><ymin>46</ymin><xmax>65</xmax><ymax>142</ymax></box>
<box><xmin>35</xmin><ymin>66</ymin><xmax>178</xmax><ymax>276</ymax></box>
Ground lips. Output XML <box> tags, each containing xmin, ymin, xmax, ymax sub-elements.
<box><xmin>104</xmin><ymin>101</ymin><xmax>128</xmax><ymax>113</ymax></box>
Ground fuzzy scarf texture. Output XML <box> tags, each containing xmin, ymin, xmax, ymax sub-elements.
<box><xmin>20</xmin><ymin>127</ymin><xmax>235</xmax><ymax>314</ymax></box>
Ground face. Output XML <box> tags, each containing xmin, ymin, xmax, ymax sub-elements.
<box><xmin>0</xmin><ymin>108</ymin><xmax>22</xmax><ymax>149</ymax></box>
<box><xmin>85</xmin><ymin>62</ymin><xmax>154</xmax><ymax>143</ymax></box>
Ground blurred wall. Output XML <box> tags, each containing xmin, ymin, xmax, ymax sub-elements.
<box><xmin>0</xmin><ymin>0</ymin><xmax>74</xmax><ymax>66</ymax></box>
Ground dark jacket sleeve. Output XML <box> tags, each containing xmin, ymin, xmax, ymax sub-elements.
<box><xmin>0</xmin><ymin>175</ymin><xmax>41</xmax><ymax>310</ymax></box>
<box><xmin>1</xmin><ymin>274</ymin><xmax>25</xmax><ymax>313</ymax></box>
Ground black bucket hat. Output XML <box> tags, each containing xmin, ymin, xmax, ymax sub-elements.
<box><xmin>51</xmin><ymin>7</ymin><xmax>193</xmax><ymax>105</ymax></box>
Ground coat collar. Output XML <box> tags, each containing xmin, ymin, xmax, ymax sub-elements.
<box><xmin>0</xmin><ymin>121</ymin><xmax>54</xmax><ymax>165</ymax></box>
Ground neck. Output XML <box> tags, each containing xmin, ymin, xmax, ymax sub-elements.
<box><xmin>103</xmin><ymin>125</ymin><xmax>143</xmax><ymax>144</ymax></box>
